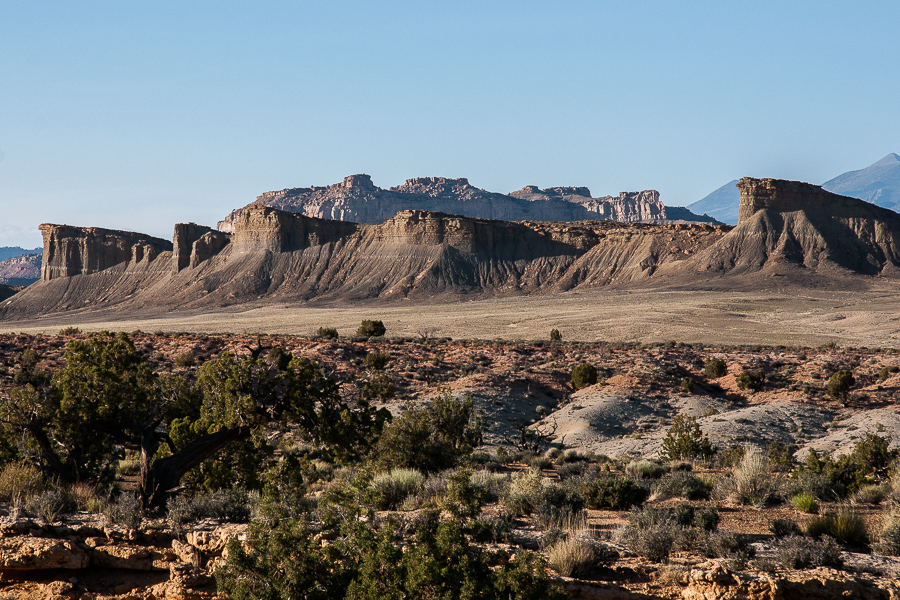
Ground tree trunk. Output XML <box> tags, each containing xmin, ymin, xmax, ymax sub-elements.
<box><xmin>141</xmin><ymin>427</ymin><xmax>249</xmax><ymax>509</ymax></box>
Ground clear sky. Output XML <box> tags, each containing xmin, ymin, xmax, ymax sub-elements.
<box><xmin>1</xmin><ymin>1</ymin><xmax>898</xmax><ymax>248</ymax></box>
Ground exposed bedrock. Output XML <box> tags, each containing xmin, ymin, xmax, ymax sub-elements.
<box><xmin>39</xmin><ymin>224</ymin><xmax>172</xmax><ymax>282</ymax></box>
<box><xmin>173</xmin><ymin>223</ymin><xmax>231</xmax><ymax>272</ymax></box>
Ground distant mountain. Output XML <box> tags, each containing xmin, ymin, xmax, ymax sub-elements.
<box><xmin>217</xmin><ymin>174</ymin><xmax>720</xmax><ymax>231</ymax></box>
<box><xmin>687</xmin><ymin>180</ymin><xmax>740</xmax><ymax>225</ymax></box>
<box><xmin>0</xmin><ymin>247</ymin><xmax>41</xmax><ymax>261</ymax></box>
<box><xmin>689</xmin><ymin>153</ymin><xmax>900</xmax><ymax>225</ymax></box>
<box><xmin>0</xmin><ymin>253</ymin><xmax>41</xmax><ymax>285</ymax></box>
<box><xmin>822</xmin><ymin>153</ymin><xmax>900</xmax><ymax>211</ymax></box>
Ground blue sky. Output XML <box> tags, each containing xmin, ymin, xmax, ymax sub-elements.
<box><xmin>1</xmin><ymin>1</ymin><xmax>898</xmax><ymax>247</ymax></box>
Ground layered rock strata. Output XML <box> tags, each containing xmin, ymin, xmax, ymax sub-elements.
<box><xmin>217</xmin><ymin>174</ymin><xmax>717</xmax><ymax>232</ymax></box>
<box><xmin>39</xmin><ymin>224</ymin><xmax>172</xmax><ymax>281</ymax></box>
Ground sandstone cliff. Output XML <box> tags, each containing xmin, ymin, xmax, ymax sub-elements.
<box><xmin>683</xmin><ymin>177</ymin><xmax>900</xmax><ymax>276</ymax></box>
<box><xmin>216</xmin><ymin>174</ymin><xmax>719</xmax><ymax>232</ymax></box>
<box><xmin>7</xmin><ymin>176</ymin><xmax>900</xmax><ymax>321</ymax></box>
<box><xmin>39</xmin><ymin>224</ymin><xmax>172</xmax><ymax>281</ymax></box>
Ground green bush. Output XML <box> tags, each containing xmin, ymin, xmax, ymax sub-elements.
<box><xmin>680</xmin><ymin>378</ymin><xmax>694</xmax><ymax>393</ymax></box>
<box><xmin>549</xmin><ymin>329</ymin><xmax>562</xmax><ymax>342</ymax></box>
<box><xmin>806</xmin><ymin>507</ymin><xmax>868</xmax><ymax>547</ymax></box>
<box><xmin>736</xmin><ymin>368</ymin><xmax>765</xmax><ymax>392</ymax></box>
<box><xmin>363</xmin><ymin>352</ymin><xmax>390</xmax><ymax>371</ymax></box>
<box><xmin>0</xmin><ymin>462</ymin><xmax>46</xmax><ymax>503</ymax></box>
<box><xmin>694</xmin><ymin>507</ymin><xmax>720</xmax><ymax>532</ymax></box>
<box><xmin>442</xmin><ymin>468</ymin><xmax>489</xmax><ymax>521</ymax></box>
<box><xmin>661</xmin><ymin>415</ymin><xmax>715</xmax><ymax>461</ymax></box>
<box><xmin>702</xmin><ymin>357</ymin><xmax>727</xmax><ymax>379</ymax></box>
<box><xmin>316</xmin><ymin>327</ymin><xmax>339</xmax><ymax>339</ymax></box>
<box><xmin>826</xmin><ymin>370</ymin><xmax>855</xmax><ymax>401</ymax></box>
<box><xmin>357</xmin><ymin>320</ymin><xmax>386</xmax><ymax>337</ymax></box>
<box><xmin>791</xmin><ymin>492</ymin><xmax>819</xmax><ymax>514</ymax></box>
<box><xmin>581</xmin><ymin>474</ymin><xmax>648</xmax><ymax>510</ymax></box>
<box><xmin>363</xmin><ymin>372</ymin><xmax>395</xmax><ymax>400</ymax></box>
<box><xmin>58</xmin><ymin>326</ymin><xmax>81</xmax><ymax>336</ymax></box>
<box><xmin>173</xmin><ymin>352</ymin><xmax>196</xmax><ymax>368</ymax></box>
<box><xmin>373</xmin><ymin>390</ymin><xmax>482</xmax><ymax>474</ymax></box>
<box><xmin>570</xmin><ymin>362</ymin><xmax>598</xmax><ymax>390</ymax></box>
<box><xmin>217</xmin><ymin>504</ymin><xmax>568</xmax><ymax>600</ymax></box>
<box><xmin>794</xmin><ymin>434</ymin><xmax>898</xmax><ymax>497</ymax></box>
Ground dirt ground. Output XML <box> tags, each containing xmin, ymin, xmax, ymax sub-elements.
<box><xmin>3</xmin><ymin>285</ymin><xmax>900</xmax><ymax>348</ymax></box>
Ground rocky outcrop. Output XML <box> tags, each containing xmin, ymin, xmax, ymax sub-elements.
<box><xmin>0</xmin><ymin>252</ymin><xmax>41</xmax><ymax>285</ymax></box>
<box><xmin>39</xmin><ymin>224</ymin><xmax>172</xmax><ymax>281</ymax></box>
<box><xmin>232</xmin><ymin>207</ymin><xmax>358</xmax><ymax>253</ymax></box>
<box><xmin>173</xmin><ymin>223</ymin><xmax>231</xmax><ymax>272</ymax></box>
<box><xmin>217</xmin><ymin>174</ymin><xmax>719</xmax><ymax>232</ymax></box>
<box><xmin>684</xmin><ymin>177</ymin><xmax>900</xmax><ymax>276</ymax></box>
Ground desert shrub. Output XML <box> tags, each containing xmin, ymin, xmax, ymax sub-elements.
<box><xmin>362</xmin><ymin>372</ymin><xmax>395</xmax><ymax>399</ymax></box>
<box><xmin>117</xmin><ymin>456</ymin><xmax>140</xmax><ymax>476</ymax></box>
<box><xmin>785</xmin><ymin>468</ymin><xmax>836</xmax><ymax>501</ymax></box>
<box><xmin>556</xmin><ymin>461</ymin><xmax>593</xmax><ymax>481</ymax></box>
<box><xmin>702</xmin><ymin>531</ymin><xmax>754</xmax><ymax>565</ymax></box>
<box><xmin>58</xmin><ymin>326</ymin><xmax>81</xmax><ymax>336</ymax></box>
<box><xmin>680</xmin><ymin>378</ymin><xmax>694</xmax><ymax>393</ymax></box>
<box><xmin>570</xmin><ymin>362</ymin><xmax>598</xmax><ymax>390</ymax></box>
<box><xmin>64</xmin><ymin>482</ymin><xmax>103</xmax><ymax>513</ymax></box>
<box><xmin>771</xmin><ymin>518</ymin><xmax>802</xmax><ymax>537</ymax></box>
<box><xmin>625</xmin><ymin>459</ymin><xmax>665</xmax><ymax>479</ymax></box>
<box><xmin>703</xmin><ymin>357</ymin><xmax>727</xmax><ymax>379</ymax></box>
<box><xmin>826</xmin><ymin>369</ymin><xmax>855</xmax><ymax>401</ymax></box>
<box><xmin>370</xmin><ymin>469</ymin><xmax>425</xmax><ymax>510</ymax></box>
<box><xmin>806</xmin><ymin>507</ymin><xmax>868</xmax><ymax>547</ymax></box>
<box><xmin>25</xmin><ymin>489</ymin><xmax>65</xmax><ymax>524</ymax></box>
<box><xmin>581</xmin><ymin>474</ymin><xmax>648</xmax><ymax>510</ymax></box>
<box><xmin>547</xmin><ymin>536</ymin><xmax>595</xmax><ymax>577</ymax></box>
<box><xmin>795</xmin><ymin>434</ymin><xmax>898</xmax><ymax>497</ymax></box>
<box><xmin>316</xmin><ymin>327</ymin><xmax>338</xmax><ymax>339</ymax></box>
<box><xmin>373</xmin><ymin>390</ymin><xmax>481</xmax><ymax>474</ymax></box>
<box><xmin>218</xmin><ymin>504</ymin><xmax>568</xmax><ymax>600</ymax></box>
<box><xmin>469</xmin><ymin>470</ymin><xmax>509</xmax><ymax>502</ymax></box>
<box><xmin>442</xmin><ymin>468</ymin><xmax>489</xmax><ymax>521</ymax></box>
<box><xmin>356</xmin><ymin>319</ymin><xmax>386</xmax><ymax>338</ymax></box>
<box><xmin>188</xmin><ymin>488</ymin><xmax>258</xmax><ymax>522</ymax></box>
<box><xmin>661</xmin><ymin>415</ymin><xmax>715</xmax><ymax>461</ymax></box>
<box><xmin>502</xmin><ymin>468</ymin><xmax>544</xmax><ymax>516</ymax></box>
<box><xmin>723</xmin><ymin>446</ymin><xmax>778</xmax><ymax>506</ymax></box>
<box><xmin>616</xmin><ymin>507</ymin><xmax>680</xmax><ymax>563</ymax></box>
<box><xmin>695</xmin><ymin>507</ymin><xmax>720</xmax><ymax>531</ymax></box>
<box><xmin>173</xmin><ymin>352</ymin><xmax>195</xmax><ymax>368</ymax></box>
<box><xmin>533</xmin><ymin>483</ymin><xmax>585</xmax><ymax>528</ymax></box>
<box><xmin>775</xmin><ymin>535</ymin><xmax>842</xmax><ymax>569</ymax></box>
<box><xmin>0</xmin><ymin>462</ymin><xmax>46</xmax><ymax>503</ymax></box>
<box><xmin>653</xmin><ymin>471</ymin><xmax>712</xmax><ymax>501</ymax></box>
<box><xmin>736</xmin><ymin>368</ymin><xmax>765</xmax><ymax>392</ymax></box>
<box><xmin>549</xmin><ymin>329</ymin><xmax>562</xmax><ymax>342</ymax></box>
<box><xmin>363</xmin><ymin>352</ymin><xmax>390</xmax><ymax>371</ymax></box>
<box><xmin>852</xmin><ymin>483</ymin><xmax>886</xmax><ymax>505</ymax></box>
<box><xmin>103</xmin><ymin>494</ymin><xmax>143</xmax><ymax>530</ymax></box>
<box><xmin>766</xmin><ymin>441</ymin><xmax>796</xmax><ymax>471</ymax></box>
<box><xmin>874</xmin><ymin>514</ymin><xmax>900</xmax><ymax>556</ymax></box>
<box><xmin>791</xmin><ymin>492</ymin><xmax>819</xmax><ymax>514</ymax></box>
<box><xmin>673</xmin><ymin>502</ymin><xmax>694</xmax><ymax>526</ymax></box>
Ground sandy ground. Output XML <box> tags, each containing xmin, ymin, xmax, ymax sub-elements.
<box><xmin>3</xmin><ymin>286</ymin><xmax>900</xmax><ymax>348</ymax></box>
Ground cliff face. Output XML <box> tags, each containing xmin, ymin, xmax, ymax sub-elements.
<box><xmin>39</xmin><ymin>225</ymin><xmax>172</xmax><ymax>281</ymax></box>
<box><xmin>217</xmin><ymin>174</ymin><xmax>718</xmax><ymax>232</ymax></box>
<box><xmin>686</xmin><ymin>178</ymin><xmax>900</xmax><ymax>276</ymax></box>
<box><xmin>173</xmin><ymin>223</ymin><xmax>231</xmax><ymax>272</ymax></box>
